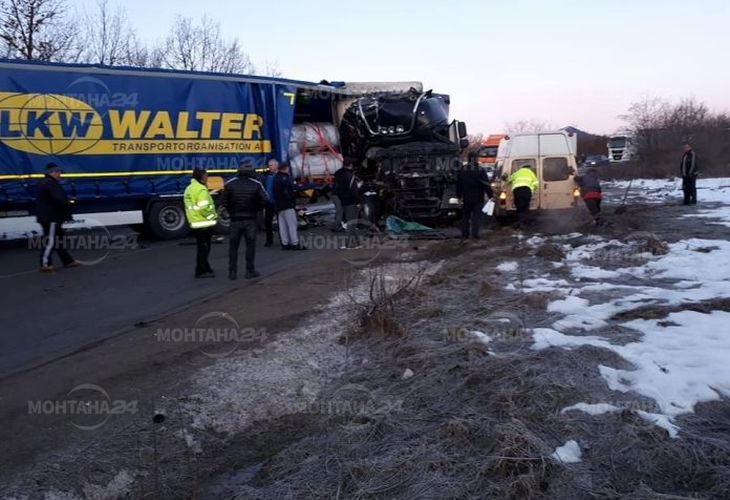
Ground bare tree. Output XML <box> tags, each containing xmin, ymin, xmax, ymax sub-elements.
<box><xmin>619</xmin><ymin>95</ymin><xmax>730</xmax><ymax>176</ymax></box>
<box><xmin>123</xmin><ymin>34</ymin><xmax>164</xmax><ymax>68</ymax></box>
<box><xmin>0</xmin><ymin>0</ymin><xmax>78</xmax><ymax>60</ymax></box>
<box><xmin>504</xmin><ymin>119</ymin><xmax>554</xmax><ymax>134</ymax></box>
<box><xmin>260</xmin><ymin>60</ymin><xmax>283</xmax><ymax>78</ymax></box>
<box><xmin>161</xmin><ymin>15</ymin><xmax>254</xmax><ymax>74</ymax></box>
<box><xmin>619</xmin><ymin>95</ymin><xmax>671</xmax><ymax>131</ymax></box>
<box><xmin>80</xmin><ymin>0</ymin><xmax>135</xmax><ymax>66</ymax></box>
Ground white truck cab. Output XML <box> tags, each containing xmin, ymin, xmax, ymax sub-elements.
<box><xmin>608</xmin><ymin>131</ymin><xmax>635</xmax><ymax>162</ymax></box>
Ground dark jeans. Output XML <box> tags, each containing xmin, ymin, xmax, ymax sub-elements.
<box><xmin>193</xmin><ymin>227</ymin><xmax>214</xmax><ymax>276</ymax></box>
<box><xmin>513</xmin><ymin>186</ymin><xmax>532</xmax><ymax>215</ymax></box>
<box><xmin>584</xmin><ymin>198</ymin><xmax>602</xmax><ymax>216</ymax></box>
<box><xmin>264</xmin><ymin>204</ymin><xmax>275</xmax><ymax>244</ymax></box>
<box><xmin>39</xmin><ymin>221</ymin><xmax>74</xmax><ymax>267</ymax></box>
<box><xmin>332</xmin><ymin>195</ymin><xmax>344</xmax><ymax>230</ymax></box>
<box><xmin>343</xmin><ymin>204</ymin><xmax>360</xmax><ymax>248</ymax></box>
<box><xmin>682</xmin><ymin>176</ymin><xmax>697</xmax><ymax>204</ymax></box>
<box><xmin>461</xmin><ymin>201</ymin><xmax>483</xmax><ymax>239</ymax></box>
<box><xmin>229</xmin><ymin>219</ymin><xmax>257</xmax><ymax>273</ymax></box>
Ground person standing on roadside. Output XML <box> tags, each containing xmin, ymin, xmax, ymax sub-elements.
<box><xmin>183</xmin><ymin>167</ymin><xmax>218</xmax><ymax>278</ymax></box>
<box><xmin>273</xmin><ymin>163</ymin><xmax>306</xmax><ymax>250</ymax></box>
<box><xmin>35</xmin><ymin>163</ymin><xmax>80</xmax><ymax>272</ymax></box>
<box><xmin>457</xmin><ymin>159</ymin><xmax>494</xmax><ymax>240</ymax></box>
<box><xmin>261</xmin><ymin>158</ymin><xmax>278</xmax><ymax>246</ymax></box>
<box><xmin>680</xmin><ymin>142</ymin><xmax>699</xmax><ymax>205</ymax></box>
<box><xmin>222</xmin><ymin>162</ymin><xmax>268</xmax><ymax>280</ymax></box>
<box><xmin>334</xmin><ymin>157</ymin><xmax>362</xmax><ymax>249</ymax></box>
<box><xmin>575</xmin><ymin>167</ymin><xmax>604</xmax><ymax>226</ymax></box>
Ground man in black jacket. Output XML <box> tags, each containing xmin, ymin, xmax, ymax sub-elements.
<box><xmin>222</xmin><ymin>162</ymin><xmax>268</xmax><ymax>279</ymax></box>
<box><xmin>680</xmin><ymin>142</ymin><xmax>699</xmax><ymax>205</ymax></box>
<box><xmin>273</xmin><ymin>163</ymin><xmax>305</xmax><ymax>250</ymax></box>
<box><xmin>35</xmin><ymin>163</ymin><xmax>79</xmax><ymax>272</ymax></box>
<box><xmin>333</xmin><ymin>157</ymin><xmax>362</xmax><ymax>249</ymax></box>
<box><xmin>456</xmin><ymin>161</ymin><xmax>494</xmax><ymax>240</ymax></box>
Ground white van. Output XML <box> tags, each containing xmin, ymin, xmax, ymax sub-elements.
<box><xmin>492</xmin><ymin>131</ymin><xmax>580</xmax><ymax>215</ymax></box>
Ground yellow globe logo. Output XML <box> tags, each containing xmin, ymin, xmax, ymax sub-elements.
<box><xmin>0</xmin><ymin>92</ymin><xmax>103</xmax><ymax>155</ymax></box>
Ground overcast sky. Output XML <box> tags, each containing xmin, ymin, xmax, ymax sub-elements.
<box><xmin>72</xmin><ymin>0</ymin><xmax>730</xmax><ymax>135</ymax></box>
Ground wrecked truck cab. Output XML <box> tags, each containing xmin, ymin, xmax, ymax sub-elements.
<box><xmin>492</xmin><ymin>131</ymin><xmax>580</xmax><ymax>217</ymax></box>
<box><xmin>339</xmin><ymin>88</ymin><xmax>467</xmax><ymax>223</ymax></box>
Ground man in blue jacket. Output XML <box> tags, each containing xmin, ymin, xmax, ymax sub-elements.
<box><xmin>261</xmin><ymin>158</ymin><xmax>278</xmax><ymax>246</ymax></box>
<box><xmin>273</xmin><ymin>163</ymin><xmax>306</xmax><ymax>250</ymax></box>
<box><xmin>35</xmin><ymin>163</ymin><xmax>80</xmax><ymax>272</ymax></box>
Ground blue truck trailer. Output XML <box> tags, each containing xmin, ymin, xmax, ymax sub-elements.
<box><xmin>0</xmin><ymin>59</ymin><xmax>467</xmax><ymax>239</ymax></box>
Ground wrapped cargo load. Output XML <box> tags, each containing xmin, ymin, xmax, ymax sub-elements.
<box><xmin>288</xmin><ymin>122</ymin><xmax>341</xmax><ymax>182</ymax></box>
<box><xmin>288</xmin><ymin>123</ymin><xmax>340</xmax><ymax>158</ymax></box>
<box><xmin>290</xmin><ymin>153</ymin><xmax>342</xmax><ymax>181</ymax></box>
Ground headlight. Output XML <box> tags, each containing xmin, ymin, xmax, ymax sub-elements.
<box><xmin>396</xmin><ymin>125</ymin><xmax>405</xmax><ymax>133</ymax></box>
<box><xmin>388</xmin><ymin>126</ymin><xmax>395</xmax><ymax>134</ymax></box>
<box><xmin>379</xmin><ymin>126</ymin><xmax>388</xmax><ymax>134</ymax></box>
<box><xmin>573</xmin><ymin>188</ymin><xmax>580</xmax><ymax>197</ymax></box>
<box><xmin>499</xmin><ymin>191</ymin><xmax>507</xmax><ymax>200</ymax></box>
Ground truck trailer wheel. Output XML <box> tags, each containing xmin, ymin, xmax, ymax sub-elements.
<box><xmin>147</xmin><ymin>201</ymin><xmax>189</xmax><ymax>239</ymax></box>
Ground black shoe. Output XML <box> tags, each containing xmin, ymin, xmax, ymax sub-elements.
<box><xmin>293</xmin><ymin>244</ymin><xmax>307</xmax><ymax>250</ymax></box>
<box><xmin>245</xmin><ymin>270</ymin><xmax>261</xmax><ymax>279</ymax></box>
<box><xmin>229</xmin><ymin>270</ymin><xmax>237</xmax><ymax>280</ymax></box>
<box><xmin>264</xmin><ymin>241</ymin><xmax>273</xmax><ymax>247</ymax></box>
<box><xmin>195</xmin><ymin>271</ymin><xmax>215</xmax><ymax>279</ymax></box>
<box><xmin>281</xmin><ymin>244</ymin><xmax>292</xmax><ymax>250</ymax></box>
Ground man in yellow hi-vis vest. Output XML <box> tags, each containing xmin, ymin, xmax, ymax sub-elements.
<box><xmin>184</xmin><ymin>167</ymin><xmax>218</xmax><ymax>278</ymax></box>
<box><xmin>508</xmin><ymin>165</ymin><xmax>539</xmax><ymax>217</ymax></box>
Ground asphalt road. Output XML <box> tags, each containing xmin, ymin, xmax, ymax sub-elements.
<box><xmin>0</xmin><ymin>225</ymin><xmax>346</xmax><ymax>378</ymax></box>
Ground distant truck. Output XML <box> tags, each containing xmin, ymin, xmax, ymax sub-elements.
<box><xmin>0</xmin><ymin>59</ymin><xmax>467</xmax><ymax>238</ymax></box>
<box><xmin>476</xmin><ymin>134</ymin><xmax>507</xmax><ymax>165</ymax></box>
<box><xmin>607</xmin><ymin>131</ymin><xmax>635</xmax><ymax>162</ymax></box>
<box><xmin>492</xmin><ymin>131</ymin><xmax>580</xmax><ymax>216</ymax></box>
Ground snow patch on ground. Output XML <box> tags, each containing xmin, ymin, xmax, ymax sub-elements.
<box><xmin>561</xmin><ymin>402</ymin><xmax>619</xmax><ymax>416</ymax></box>
<box><xmin>608</xmin><ymin>177</ymin><xmax>730</xmax><ymax>204</ymax></box>
<box><xmin>523</xmin><ymin>229</ymin><xmax>730</xmax><ymax>437</ymax></box>
<box><xmin>522</xmin><ymin>277</ymin><xmax>570</xmax><ymax>293</ymax></box>
<box><xmin>38</xmin><ymin>471</ymin><xmax>135</xmax><ymax>500</ymax></box>
<box><xmin>683</xmin><ymin>206</ymin><xmax>730</xmax><ymax>227</ymax></box>
<box><xmin>496</xmin><ymin>261</ymin><xmax>518</xmax><ymax>272</ymax></box>
<box><xmin>550</xmin><ymin>440</ymin><xmax>582</xmax><ymax>463</ymax></box>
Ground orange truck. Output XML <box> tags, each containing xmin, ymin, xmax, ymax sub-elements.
<box><xmin>476</xmin><ymin>134</ymin><xmax>507</xmax><ymax>165</ymax></box>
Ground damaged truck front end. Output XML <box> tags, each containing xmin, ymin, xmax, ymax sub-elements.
<box><xmin>339</xmin><ymin>89</ymin><xmax>468</xmax><ymax>223</ymax></box>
